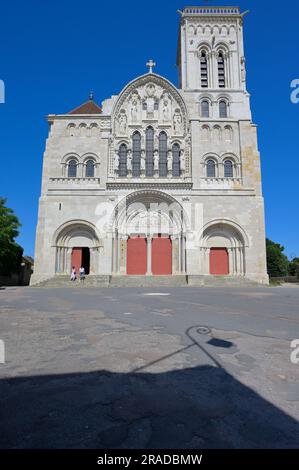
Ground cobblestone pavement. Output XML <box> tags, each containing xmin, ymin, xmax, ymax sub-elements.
<box><xmin>0</xmin><ymin>286</ymin><xmax>299</xmax><ymax>448</ymax></box>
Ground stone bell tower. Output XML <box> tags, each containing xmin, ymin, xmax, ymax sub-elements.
<box><xmin>177</xmin><ymin>6</ymin><xmax>249</xmax><ymax>93</ymax></box>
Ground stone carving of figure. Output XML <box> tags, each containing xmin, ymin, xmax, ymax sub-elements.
<box><xmin>118</xmin><ymin>112</ymin><xmax>127</xmax><ymax>134</ymax></box>
<box><xmin>131</xmin><ymin>95</ymin><xmax>139</xmax><ymax>122</ymax></box>
<box><xmin>154</xmin><ymin>150</ymin><xmax>159</xmax><ymax>172</ymax></box>
<box><xmin>114</xmin><ymin>151</ymin><xmax>119</xmax><ymax>173</ymax></box>
<box><xmin>167</xmin><ymin>151</ymin><xmax>172</xmax><ymax>173</ymax></box>
<box><xmin>180</xmin><ymin>150</ymin><xmax>186</xmax><ymax>173</ymax></box>
<box><xmin>162</xmin><ymin>97</ymin><xmax>170</xmax><ymax>121</ymax></box>
<box><xmin>173</xmin><ymin>111</ymin><xmax>183</xmax><ymax>135</ymax></box>
<box><xmin>241</xmin><ymin>56</ymin><xmax>246</xmax><ymax>82</ymax></box>
<box><xmin>141</xmin><ymin>150</ymin><xmax>146</xmax><ymax>172</ymax></box>
<box><xmin>127</xmin><ymin>150</ymin><xmax>132</xmax><ymax>173</ymax></box>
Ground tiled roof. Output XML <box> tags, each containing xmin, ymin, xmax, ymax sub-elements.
<box><xmin>68</xmin><ymin>99</ymin><xmax>102</xmax><ymax>115</ymax></box>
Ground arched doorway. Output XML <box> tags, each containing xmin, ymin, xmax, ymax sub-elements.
<box><xmin>54</xmin><ymin>221</ymin><xmax>100</xmax><ymax>275</ymax></box>
<box><xmin>201</xmin><ymin>221</ymin><xmax>247</xmax><ymax>276</ymax></box>
<box><xmin>111</xmin><ymin>191</ymin><xmax>187</xmax><ymax>276</ymax></box>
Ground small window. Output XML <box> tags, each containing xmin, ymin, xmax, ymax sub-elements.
<box><xmin>119</xmin><ymin>144</ymin><xmax>127</xmax><ymax>177</ymax></box>
<box><xmin>218</xmin><ymin>52</ymin><xmax>225</xmax><ymax>88</ymax></box>
<box><xmin>85</xmin><ymin>160</ymin><xmax>95</xmax><ymax>178</ymax></box>
<box><xmin>219</xmin><ymin>100</ymin><xmax>228</xmax><ymax>118</ymax></box>
<box><xmin>172</xmin><ymin>144</ymin><xmax>181</xmax><ymax>177</ymax></box>
<box><xmin>68</xmin><ymin>159</ymin><xmax>77</xmax><ymax>178</ymax></box>
<box><xmin>224</xmin><ymin>160</ymin><xmax>234</xmax><ymax>178</ymax></box>
<box><xmin>146</xmin><ymin>127</ymin><xmax>154</xmax><ymax>177</ymax></box>
<box><xmin>159</xmin><ymin>132</ymin><xmax>168</xmax><ymax>177</ymax></box>
<box><xmin>206</xmin><ymin>159</ymin><xmax>216</xmax><ymax>178</ymax></box>
<box><xmin>201</xmin><ymin>100</ymin><xmax>210</xmax><ymax>118</ymax></box>
<box><xmin>200</xmin><ymin>51</ymin><xmax>208</xmax><ymax>88</ymax></box>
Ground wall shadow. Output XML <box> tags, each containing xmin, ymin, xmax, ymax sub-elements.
<box><xmin>0</xmin><ymin>365</ymin><xmax>298</xmax><ymax>449</ymax></box>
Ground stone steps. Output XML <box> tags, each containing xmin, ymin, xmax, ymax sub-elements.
<box><xmin>32</xmin><ymin>275</ymin><xmax>110</xmax><ymax>288</ymax></box>
<box><xmin>188</xmin><ymin>275</ymin><xmax>260</xmax><ymax>288</ymax></box>
<box><xmin>31</xmin><ymin>274</ymin><xmax>261</xmax><ymax>288</ymax></box>
<box><xmin>109</xmin><ymin>275</ymin><xmax>188</xmax><ymax>288</ymax></box>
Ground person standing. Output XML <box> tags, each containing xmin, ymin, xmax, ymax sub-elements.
<box><xmin>70</xmin><ymin>266</ymin><xmax>76</xmax><ymax>282</ymax></box>
<box><xmin>79</xmin><ymin>266</ymin><xmax>85</xmax><ymax>283</ymax></box>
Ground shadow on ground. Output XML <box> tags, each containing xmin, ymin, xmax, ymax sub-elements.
<box><xmin>1</xmin><ymin>365</ymin><xmax>298</xmax><ymax>449</ymax></box>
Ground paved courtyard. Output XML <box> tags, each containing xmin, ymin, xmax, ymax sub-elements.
<box><xmin>0</xmin><ymin>285</ymin><xmax>299</xmax><ymax>448</ymax></box>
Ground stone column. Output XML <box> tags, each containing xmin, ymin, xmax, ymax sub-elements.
<box><xmin>167</xmin><ymin>150</ymin><xmax>172</xmax><ymax>178</ymax></box>
<box><xmin>171</xmin><ymin>236</ymin><xmax>179</xmax><ymax>274</ymax></box>
<box><xmin>119</xmin><ymin>236</ymin><xmax>128</xmax><ymax>274</ymax></box>
<box><xmin>146</xmin><ymin>236</ymin><xmax>152</xmax><ymax>276</ymax></box>
<box><xmin>66</xmin><ymin>248</ymin><xmax>72</xmax><ymax>275</ymax></box>
<box><xmin>55</xmin><ymin>247</ymin><xmax>60</xmax><ymax>274</ymax></box>
<box><xmin>181</xmin><ymin>235</ymin><xmax>187</xmax><ymax>274</ymax></box>
<box><xmin>113</xmin><ymin>235</ymin><xmax>119</xmax><ymax>273</ymax></box>
<box><xmin>178</xmin><ymin>235</ymin><xmax>182</xmax><ymax>273</ymax></box>
<box><xmin>210</xmin><ymin>51</ymin><xmax>217</xmax><ymax>89</ymax></box>
<box><xmin>205</xmin><ymin>247</ymin><xmax>210</xmax><ymax>275</ymax></box>
<box><xmin>228</xmin><ymin>248</ymin><xmax>233</xmax><ymax>275</ymax></box>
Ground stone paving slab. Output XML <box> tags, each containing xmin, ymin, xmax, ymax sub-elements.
<box><xmin>0</xmin><ymin>286</ymin><xmax>298</xmax><ymax>448</ymax></box>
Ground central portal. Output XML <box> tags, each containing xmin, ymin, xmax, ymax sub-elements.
<box><xmin>127</xmin><ymin>235</ymin><xmax>172</xmax><ymax>276</ymax></box>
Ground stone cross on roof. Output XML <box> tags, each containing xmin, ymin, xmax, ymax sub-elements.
<box><xmin>146</xmin><ymin>59</ymin><xmax>156</xmax><ymax>74</ymax></box>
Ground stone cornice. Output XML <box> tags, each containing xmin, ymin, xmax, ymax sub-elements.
<box><xmin>47</xmin><ymin>115</ymin><xmax>111</xmax><ymax>121</ymax></box>
<box><xmin>106</xmin><ymin>182</ymin><xmax>193</xmax><ymax>191</ymax></box>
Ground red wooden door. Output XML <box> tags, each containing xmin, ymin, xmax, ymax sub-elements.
<box><xmin>210</xmin><ymin>248</ymin><xmax>229</xmax><ymax>275</ymax></box>
<box><xmin>152</xmin><ymin>237</ymin><xmax>172</xmax><ymax>275</ymax></box>
<box><xmin>71</xmin><ymin>248</ymin><xmax>82</xmax><ymax>274</ymax></box>
<box><xmin>127</xmin><ymin>237</ymin><xmax>147</xmax><ymax>275</ymax></box>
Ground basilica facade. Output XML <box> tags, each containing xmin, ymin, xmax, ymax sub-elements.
<box><xmin>31</xmin><ymin>6</ymin><xmax>268</xmax><ymax>286</ymax></box>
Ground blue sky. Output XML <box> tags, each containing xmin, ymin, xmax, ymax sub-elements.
<box><xmin>0</xmin><ymin>0</ymin><xmax>298</xmax><ymax>258</ymax></box>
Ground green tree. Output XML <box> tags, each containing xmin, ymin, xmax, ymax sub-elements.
<box><xmin>266</xmin><ymin>238</ymin><xmax>289</xmax><ymax>278</ymax></box>
<box><xmin>0</xmin><ymin>198</ymin><xmax>23</xmax><ymax>275</ymax></box>
<box><xmin>289</xmin><ymin>258</ymin><xmax>299</xmax><ymax>278</ymax></box>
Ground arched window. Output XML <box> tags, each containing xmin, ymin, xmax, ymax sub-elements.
<box><xmin>132</xmin><ymin>132</ymin><xmax>141</xmax><ymax>177</ymax></box>
<box><xmin>224</xmin><ymin>160</ymin><xmax>234</xmax><ymax>178</ymax></box>
<box><xmin>218</xmin><ymin>52</ymin><xmax>225</xmax><ymax>88</ymax></box>
<box><xmin>146</xmin><ymin>127</ymin><xmax>154</xmax><ymax>177</ymax></box>
<box><xmin>201</xmin><ymin>100</ymin><xmax>210</xmax><ymax>118</ymax></box>
<box><xmin>119</xmin><ymin>144</ymin><xmax>127</xmax><ymax>177</ymax></box>
<box><xmin>200</xmin><ymin>51</ymin><xmax>208</xmax><ymax>88</ymax></box>
<box><xmin>159</xmin><ymin>132</ymin><xmax>168</xmax><ymax>177</ymax></box>
<box><xmin>172</xmin><ymin>144</ymin><xmax>181</xmax><ymax>177</ymax></box>
<box><xmin>206</xmin><ymin>159</ymin><xmax>216</xmax><ymax>178</ymax></box>
<box><xmin>68</xmin><ymin>159</ymin><xmax>77</xmax><ymax>178</ymax></box>
<box><xmin>68</xmin><ymin>124</ymin><xmax>76</xmax><ymax>137</ymax></box>
<box><xmin>85</xmin><ymin>160</ymin><xmax>95</xmax><ymax>178</ymax></box>
<box><xmin>219</xmin><ymin>100</ymin><xmax>228</xmax><ymax>118</ymax></box>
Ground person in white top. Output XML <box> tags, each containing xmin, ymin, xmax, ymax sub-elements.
<box><xmin>79</xmin><ymin>266</ymin><xmax>85</xmax><ymax>283</ymax></box>
<box><xmin>70</xmin><ymin>267</ymin><xmax>76</xmax><ymax>282</ymax></box>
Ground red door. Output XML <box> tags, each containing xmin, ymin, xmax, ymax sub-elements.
<box><xmin>71</xmin><ymin>248</ymin><xmax>82</xmax><ymax>274</ymax></box>
<box><xmin>127</xmin><ymin>237</ymin><xmax>147</xmax><ymax>275</ymax></box>
<box><xmin>210</xmin><ymin>248</ymin><xmax>229</xmax><ymax>275</ymax></box>
<box><xmin>152</xmin><ymin>236</ymin><xmax>172</xmax><ymax>275</ymax></box>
